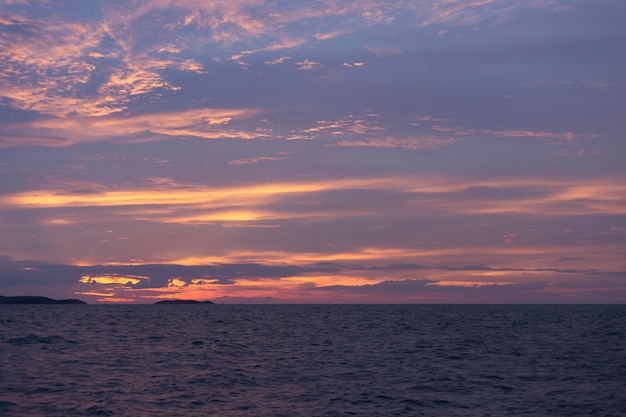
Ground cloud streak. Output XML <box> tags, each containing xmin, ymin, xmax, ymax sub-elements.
<box><xmin>0</xmin><ymin>108</ymin><xmax>264</xmax><ymax>147</ymax></box>
<box><xmin>2</xmin><ymin>255</ymin><xmax>624</xmax><ymax>303</ymax></box>
<box><xmin>3</xmin><ymin>175</ymin><xmax>624</xmax><ymax>215</ymax></box>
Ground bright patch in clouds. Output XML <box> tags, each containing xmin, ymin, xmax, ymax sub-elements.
<box><xmin>79</xmin><ymin>275</ymin><xmax>150</xmax><ymax>285</ymax></box>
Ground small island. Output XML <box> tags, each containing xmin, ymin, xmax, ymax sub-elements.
<box><xmin>154</xmin><ymin>299</ymin><xmax>214</xmax><ymax>305</ymax></box>
<box><xmin>0</xmin><ymin>296</ymin><xmax>87</xmax><ymax>305</ymax></box>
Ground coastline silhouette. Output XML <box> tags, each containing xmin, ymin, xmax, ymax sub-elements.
<box><xmin>0</xmin><ymin>296</ymin><xmax>217</xmax><ymax>305</ymax></box>
<box><xmin>154</xmin><ymin>299</ymin><xmax>214</xmax><ymax>304</ymax></box>
<box><xmin>0</xmin><ymin>296</ymin><xmax>87</xmax><ymax>304</ymax></box>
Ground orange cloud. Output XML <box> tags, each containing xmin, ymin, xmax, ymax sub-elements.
<box><xmin>167</xmin><ymin>244</ymin><xmax>594</xmax><ymax>267</ymax></box>
<box><xmin>1</xmin><ymin>177</ymin><xmax>397</xmax><ymax>209</ymax></box>
<box><xmin>0</xmin><ymin>13</ymin><xmax>209</xmax><ymax>118</ymax></box>
<box><xmin>74</xmin><ymin>291</ymin><xmax>116</xmax><ymax>297</ymax></box>
<box><xmin>3</xmin><ymin>175</ymin><xmax>625</xmax><ymax>224</ymax></box>
<box><xmin>1</xmin><ymin>1</ymin><xmax>564</xmax><ymax>122</ymax></box>
<box><xmin>79</xmin><ymin>274</ymin><xmax>150</xmax><ymax>285</ymax></box>
<box><xmin>97</xmin><ymin>297</ymin><xmax>136</xmax><ymax>303</ymax></box>
<box><xmin>72</xmin><ymin>261</ymin><xmax>600</xmax><ymax>303</ymax></box>
<box><xmin>167</xmin><ymin>278</ymin><xmax>187</xmax><ymax>288</ymax></box>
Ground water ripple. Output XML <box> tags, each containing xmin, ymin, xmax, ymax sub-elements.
<box><xmin>1</xmin><ymin>304</ymin><xmax>625</xmax><ymax>416</ymax></box>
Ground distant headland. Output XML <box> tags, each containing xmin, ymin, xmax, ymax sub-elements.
<box><xmin>0</xmin><ymin>296</ymin><xmax>87</xmax><ymax>305</ymax></box>
<box><xmin>154</xmin><ymin>299</ymin><xmax>214</xmax><ymax>305</ymax></box>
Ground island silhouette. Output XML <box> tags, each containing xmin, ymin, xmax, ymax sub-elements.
<box><xmin>154</xmin><ymin>299</ymin><xmax>214</xmax><ymax>304</ymax></box>
<box><xmin>0</xmin><ymin>295</ymin><xmax>215</xmax><ymax>304</ymax></box>
<box><xmin>0</xmin><ymin>296</ymin><xmax>87</xmax><ymax>304</ymax></box>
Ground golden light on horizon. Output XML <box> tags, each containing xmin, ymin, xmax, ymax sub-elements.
<box><xmin>74</xmin><ymin>291</ymin><xmax>116</xmax><ymax>297</ymax></box>
<box><xmin>97</xmin><ymin>297</ymin><xmax>136</xmax><ymax>303</ymax></box>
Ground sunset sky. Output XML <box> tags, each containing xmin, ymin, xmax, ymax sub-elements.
<box><xmin>1</xmin><ymin>0</ymin><xmax>625</xmax><ymax>303</ymax></box>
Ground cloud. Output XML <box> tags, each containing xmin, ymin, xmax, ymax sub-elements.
<box><xmin>0</xmin><ymin>107</ymin><xmax>265</xmax><ymax>147</ymax></box>
<box><xmin>2</xmin><ymin>175</ymin><xmax>625</xmax><ymax>232</ymax></box>
<box><xmin>228</xmin><ymin>154</ymin><xmax>290</xmax><ymax>165</ymax></box>
<box><xmin>418</xmin><ymin>0</ymin><xmax>497</xmax><ymax>27</ymax></box>
<box><xmin>78</xmin><ymin>274</ymin><xmax>150</xmax><ymax>285</ymax></box>
<box><xmin>414</xmin><ymin>0</ymin><xmax>567</xmax><ymax>29</ymax></box>
<box><xmin>265</xmin><ymin>56</ymin><xmax>291</xmax><ymax>65</ymax></box>
<box><xmin>227</xmin><ymin>39</ymin><xmax>306</xmax><ymax>66</ymax></box>
<box><xmin>315</xmin><ymin>31</ymin><xmax>343</xmax><ymax>41</ymax></box>
<box><xmin>329</xmin><ymin>136</ymin><xmax>457</xmax><ymax>150</ymax></box>
<box><xmin>1</xmin><ymin>0</ymin><xmax>592</xmax><ymax>125</ymax></box>
<box><xmin>554</xmin><ymin>148</ymin><xmax>602</xmax><ymax>157</ymax></box>
<box><xmin>410</xmin><ymin>114</ymin><xmax>599</xmax><ymax>144</ymax></box>
<box><xmin>341</xmin><ymin>62</ymin><xmax>366</xmax><ymax>68</ymax></box>
<box><xmin>308</xmin><ymin>278</ymin><xmax>600</xmax><ymax>303</ymax></box>
<box><xmin>297</xmin><ymin>114</ymin><xmax>385</xmax><ymax>138</ymax></box>
<box><xmin>0</xmin><ymin>0</ymin><xmax>577</xmax><ymax>119</ymax></box>
<box><xmin>0</xmin><ymin>10</ymin><xmax>207</xmax><ymax>118</ymax></box>
<box><xmin>4</xmin><ymin>254</ymin><xmax>624</xmax><ymax>303</ymax></box>
<box><xmin>295</xmin><ymin>59</ymin><xmax>321</xmax><ymax>71</ymax></box>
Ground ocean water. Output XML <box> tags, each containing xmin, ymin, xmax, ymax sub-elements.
<box><xmin>1</xmin><ymin>305</ymin><xmax>624</xmax><ymax>416</ymax></box>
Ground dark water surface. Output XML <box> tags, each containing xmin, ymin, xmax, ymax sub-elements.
<box><xmin>1</xmin><ymin>304</ymin><xmax>624</xmax><ymax>416</ymax></box>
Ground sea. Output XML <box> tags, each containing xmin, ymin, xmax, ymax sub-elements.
<box><xmin>1</xmin><ymin>304</ymin><xmax>624</xmax><ymax>416</ymax></box>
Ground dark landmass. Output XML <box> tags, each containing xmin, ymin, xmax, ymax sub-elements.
<box><xmin>0</xmin><ymin>295</ymin><xmax>87</xmax><ymax>304</ymax></box>
<box><xmin>154</xmin><ymin>299</ymin><xmax>214</xmax><ymax>305</ymax></box>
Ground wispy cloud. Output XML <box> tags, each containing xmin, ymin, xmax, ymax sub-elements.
<box><xmin>0</xmin><ymin>108</ymin><xmax>265</xmax><ymax>147</ymax></box>
<box><xmin>329</xmin><ymin>136</ymin><xmax>456</xmax><ymax>150</ymax></box>
<box><xmin>298</xmin><ymin>114</ymin><xmax>385</xmax><ymax>137</ymax></box>
<box><xmin>295</xmin><ymin>59</ymin><xmax>321</xmax><ymax>71</ymax></box>
<box><xmin>0</xmin><ymin>11</ymin><xmax>206</xmax><ymax>117</ymax></box>
<box><xmin>341</xmin><ymin>62</ymin><xmax>366</xmax><ymax>68</ymax></box>
<box><xmin>3</xmin><ymin>175</ymin><xmax>624</xmax><ymax>228</ymax></box>
<box><xmin>265</xmin><ymin>56</ymin><xmax>291</xmax><ymax>65</ymax></box>
<box><xmin>0</xmin><ymin>0</ymin><xmax>574</xmax><ymax>119</ymax></box>
<box><xmin>412</xmin><ymin>114</ymin><xmax>598</xmax><ymax>144</ymax></box>
<box><xmin>228</xmin><ymin>154</ymin><xmax>290</xmax><ymax>166</ymax></box>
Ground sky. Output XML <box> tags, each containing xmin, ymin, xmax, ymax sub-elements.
<box><xmin>0</xmin><ymin>0</ymin><xmax>625</xmax><ymax>304</ymax></box>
